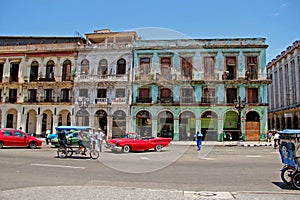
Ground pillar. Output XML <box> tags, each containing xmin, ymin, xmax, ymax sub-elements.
<box><xmin>152</xmin><ymin>117</ymin><xmax>158</xmax><ymax>137</ymax></box>
<box><xmin>107</xmin><ymin>116</ymin><xmax>113</xmax><ymax>139</ymax></box>
<box><xmin>173</xmin><ymin>118</ymin><xmax>179</xmax><ymax>141</ymax></box>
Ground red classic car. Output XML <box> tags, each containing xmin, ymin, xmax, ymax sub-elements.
<box><xmin>0</xmin><ymin>128</ymin><xmax>42</xmax><ymax>149</ymax></box>
<box><xmin>106</xmin><ymin>133</ymin><xmax>172</xmax><ymax>153</ymax></box>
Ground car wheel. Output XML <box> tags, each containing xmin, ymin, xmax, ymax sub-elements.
<box><xmin>281</xmin><ymin>167</ymin><xmax>293</xmax><ymax>185</ymax></box>
<box><xmin>123</xmin><ymin>145</ymin><xmax>131</xmax><ymax>153</ymax></box>
<box><xmin>29</xmin><ymin>141</ymin><xmax>38</xmax><ymax>149</ymax></box>
<box><xmin>0</xmin><ymin>141</ymin><xmax>3</xmax><ymax>149</ymax></box>
<box><xmin>155</xmin><ymin>145</ymin><xmax>163</xmax><ymax>152</ymax></box>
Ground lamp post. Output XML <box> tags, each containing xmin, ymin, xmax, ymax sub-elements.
<box><xmin>234</xmin><ymin>96</ymin><xmax>246</xmax><ymax>142</ymax></box>
<box><xmin>78</xmin><ymin>97</ymin><xmax>89</xmax><ymax>110</ymax></box>
<box><xmin>78</xmin><ymin>97</ymin><xmax>90</xmax><ymax>126</ymax></box>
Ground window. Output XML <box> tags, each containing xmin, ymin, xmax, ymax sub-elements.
<box><xmin>181</xmin><ymin>88</ymin><xmax>194</xmax><ymax>103</ymax></box>
<box><xmin>62</xmin><ymin>60</ymin><xmax>71</xmax><ymax>81</ymax></box>
<box><xmin>9</xmin><ymin>89</ymin><xmax>17</xmax><ymax>103</ymax></box>
<box><xmin>246</xmin><ymin>56</ymin><xmax>258</xmax><ymax>79</ymax></box>
<box><xmin>137</xmin><ymin>88</ymin><xmax>151</xmax><ymax>103</ymax></box>
<box><xmin>97</xmin><ymin>89</ymin><xmax>106</xmax><ymax>98</ymax></box>
<box><xmin>79</xmin><ymin>89</ymin><xmax>88</xmax><ymax>97</ymax></box>
<box><xmin>159</xmin><ymin>88</ymin><xmax>172</xmax><ymax>103</ymax></box>
<box><xmin>30</xmin><ymin>61</ymin><xmax>39</xmax><ymax>81</ymax></box>
<box><xmin>161</xmin><ymin>57</ymin><xmax>171</xmax><ymax>76</ymax></box>
<box><xmin>181</xmin><ymin>57</ymin><xmax>193</xmax><ymax>80</ymax></box>
<box><xmin>46</xmin><ymin>60</ymin><xmax>55</xmax><ymax>79</ymax></box>
<box><xmin>44</xmin><ymin>89</ymin><xmax>53</xmax><ymax>102</ymax></box>
<box><xmin>225</xmin><ymin>57</ymin><xmax>236</xmax><ymax>80</ymax></box>
<box><xmin>0</xmin><ymin>62</ymin><xmax>4</xmax><ymax>82</ymax></box>
<box><xmin>226</xmin><ymin>88</ymin><xmax>237</xmax><ymax>103</ymax></box>
<box><xmin>3</xmin><ymin>131</ymin><xmax>12</xmax><ymax>136</ymax></box>
<box><xmin>203</xmin><ymin>87</ymin><xmax>216</xmax><ymax>103</ymax></box>
<box><xmin>203</xmin><ymin>57</ymin><xmax>215</xmax><ymax>80</ymax></box>
<box><xmin>10</xmin><ymin>62</ymin><xmax>19</xmax><ymax>82</ymax></box>
<box><xmin>28</xmin><ymin>89</ymin><xmax>37</xmax><ymax>102</ymax></box>
<box><xmin>81</xmin><ymin>59</ymin><xmax>89</xmax><ymax>75</ymax></box>
<box><xmin>61</xmin><ymin>89</ymin><xmax>70</xmax><ymax>102</ymax></box>
<box><xmin>139</xmin><ymin>57</ymin><xmax>151</xmax><ymax>75</ymax></box>
<box><xmin>98</xmin><ymin>59</ymin><xmax>108</xmax><ymax>76</ymax></box>
<box><xmin>117</xmin><ymin>59</ymin><xmax>126</xmax><ymax>75</ymax></box>
<box><xmin>247</xmin><ymin>88</ymin><xmax>259</xmax><ymax>103</ymax></box>
<box><xmin>116</xmin><ymin>88</ymin><xmax>125</xmax><ymax>98</ymax></box>
<box><xmin>14</xmin><ymin>131</ymin><xmax>24</xmax><ymax>137</ymax></box>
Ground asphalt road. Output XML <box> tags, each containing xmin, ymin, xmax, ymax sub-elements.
<box><xmin>0</xmin><ymin>143</ymin><xmax>299</xmax><ymax>199</ymax></box>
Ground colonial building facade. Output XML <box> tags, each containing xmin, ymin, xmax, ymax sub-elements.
<box><xmin>0</xmin><ymin>36</ymin><xmax>85</xmax><ymax>135</ymax></box>
<box><xmin>131</xmin><ymin>38</ymin><xmax>270</xmax><ymax>141</ymax></box>
<box><xmin>74</xmin><ymin>29</ymin><xmax>137</xmax><ymax>139</ymax></box>
<box><xmin>0</xmin><ymin>31</ymin><xmax>271</xmax><ymax>141</ymax></box>
<box><xmin>267</xmin><ymin>41</ymin><xmax>300</xmax><ymax>130</ymax></box>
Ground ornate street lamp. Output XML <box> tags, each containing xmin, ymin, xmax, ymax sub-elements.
<box><xmin>78</xmin><ymin>97</ymin><xmax>90</xmax><ymax>110</ymax></box>
<box><xmin>234</xmin><ymin>96</ymin><xmax>246</xmax><ymax>142</ymax></box>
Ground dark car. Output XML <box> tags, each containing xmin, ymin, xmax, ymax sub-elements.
<box><xmin>0</xmin><ymin>128</ymin><xmax>42</xmax><ymax>149</ymax></box>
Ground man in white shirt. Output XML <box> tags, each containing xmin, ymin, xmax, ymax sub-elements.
<box><xmin>96</xmin><ymin>128</ymin><xmax>105</xmax><ymax>152</ymax></box>
<box><xmin>274</xmin><ymin>132</ymin><xmax>280</xmax><ymax>149</ymax></box>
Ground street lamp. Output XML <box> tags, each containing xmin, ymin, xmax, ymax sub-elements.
<box><xmin>234</xmin><ymin>96</ymin><xmax>246</xmax><ymax>142</ymax></box>
<box><xmin>78</xmin><ymin>97</ymin><xmax>90</xmax><ymax>110</ymax></box>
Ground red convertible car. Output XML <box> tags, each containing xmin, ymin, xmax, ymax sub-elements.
<box><xmin>106</xmin><ymin>133</ymin><xmax>172</xmax><ymax>153</ymax></box>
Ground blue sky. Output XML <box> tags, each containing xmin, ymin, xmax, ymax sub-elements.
<box><xmin>0</xmin><ymin>0</ymin><xmax>299</xmax><ymax>62</ymax></box>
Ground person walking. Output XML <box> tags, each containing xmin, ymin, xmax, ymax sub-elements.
<box><xmin>194</xmin><ymin>131</ymin><xmax>203</xmax><ymax>151</ymax></box>
<box><xmin>273</xmin><ymin>131</ymin><xmax>280</xmax><ymax>149</ymax></box>
<box><xmin>96</xmin><ymin>128</ymin><xmax>105</xmax><ymax>152</ymax></box>
<box><xmin>90</xmin><ymin>128</ymin><xmax>97</xmax><ymax>150</ymax></box>
<box><xmin>45</xmin><ymin>128</ymin><xmax>51</xmax><ymax>145</ymax></box>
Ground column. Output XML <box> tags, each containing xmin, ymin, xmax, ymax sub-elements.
<box><xmin>173</xmin><ymin>118</ymin><xmax>179</xmax><ymax>141</ymax></box>
<box><xmin>1</xmin><ymin>109</ymin><xmax>6</xmax><ymax>128</ymax></box>
<box><xmin>126</xmin><ymin>116</ymin><xmax>130</xmax><ymax>133</ymax></box>
<box><xmin>195</xmin><ymin>117</ymin><xmax>201</xmax><ymax>133</ymax></box>
<box><xmin>53</xmin><ymin>115</ymin><xmax>59</xmax><ymax>132</ymax></box>
<box><xmin>36</xmin><ymin>115</ymin><xmax>42</xmax><ymax>137</ymax></box>
<box><xmin>152</xmin><ymin>117</ymin><xmax>158</xmax><ymax>137</ymax></box>
<box><xmin>238</xmin><ymin>51</ymin><xmax>245</xmax><ymax>78</ymax></box>
<box><xmin>217</xmin><ymin>118</ymin><xmax>224</xmax><ymax>142</ymax></box>
<box><xmin>107</xmin><ymin>116</ymin><xmax>113</xmax><ymax>139</ymax></box>
<box><xmin>17</xmin><ymin>110</ymin><xmax>23</xmax><ymax>130</ymax></box>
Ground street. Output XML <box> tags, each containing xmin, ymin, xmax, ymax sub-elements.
<box><xmin>0</xmin><ymin>143</ymin><xmax>299</xmax><ymax>199</ymax></box>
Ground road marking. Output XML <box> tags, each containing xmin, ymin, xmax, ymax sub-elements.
<box><xmin>200</xmin><ymin>157</ymin><xmax>216</xmax><ymax>160</ymax></box>
<box><xmin>246</xmin><ymin>155</ymin><xmax>261</xmax><ymax>158</ymax></box>
<box><xmin>31</xmin><ymin>163</ymin><xmax>85</xmax><ymax>169</ymax></box>
<box><xmin>140</xmin><ymin>157</ymin><xmax>150</xmax><ymax>160</ymax></box>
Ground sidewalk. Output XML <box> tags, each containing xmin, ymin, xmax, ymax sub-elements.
<box><xmin>171</xmin><ymin>140</ymin><xmax>273</xmax><ymax>147</ymax></box>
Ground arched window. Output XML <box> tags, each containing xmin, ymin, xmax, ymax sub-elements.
<box><xmin>116</xmin><ymin>59</ymin><xmax>126</xmax><ymax>75</ymax></box>
<box><xmin>30</xmin><ymin>61</ymin><xmax>39</xmax><ymax>81</ymax></box>
<box><xmin>62</xmin><ymin>60</ymin><xmax>71</xmax><ymax>81</ymax></box>
<box><xmin>81</xmin><ymin>59</ymin><xmax>89</xmax><ymax>75</ymax></box>
<box><xmin>46</xmin><ymin>60</ymin><xmax>55</xmax><ymax>80</ymax></box>
<box><xmin>98</xmin><ymin>59</ymin><xmax>108</xmax><ymax>76</ymax></box>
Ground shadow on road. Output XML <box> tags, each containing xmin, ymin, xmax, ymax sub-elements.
<box><xmin>272</xmin><ymin>182</ymin><xmax>296</xmax><ymax>190</ymax></box>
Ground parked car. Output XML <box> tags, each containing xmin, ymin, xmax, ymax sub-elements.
<box><xmin>106</xmin><ymin>133</ymin><xmax>172</xmax><ymax>153</ymax></box>
<box><xmin>50</xmin><ymin>131</ymin><xmax>90</xmax><ymax>147</ymax></box>
<box><xmin>0</xmin><ymin>128</ymin><xmax>42</xmax><ymax>149</ymax></box>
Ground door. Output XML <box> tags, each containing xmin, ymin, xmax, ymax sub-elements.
<box><xmin>12</xmin><ymin>131</ymin><xmax>27</xmax><ymax>146</ymax></box>
<box><xmin>245</xmin><ymin>122</ymin><xmax>260</xmax><ymax>141</ymax></box>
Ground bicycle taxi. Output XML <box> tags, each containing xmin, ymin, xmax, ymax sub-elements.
<box><xmin>278</xmin><ymin>129</ymin><xmax>300</xmax><ymax>189</ymax></box>
<box><xmin>55</xmin><ymin>126</ymin><xmax>99</xmax><ymax>159</ymax></box>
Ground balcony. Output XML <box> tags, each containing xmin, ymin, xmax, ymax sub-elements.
<box><xmin>156</xmin><ymin>74</ymin><xmax>177</xmax><ymax>81</ymax></box>
<box><xmin>158</xmin><ymin>97</ymin><xmax>173</xmax><ymax>103</ymax></box>
<box><xmin>135</xmin><ymin>74</ymin><xmax>154</xmax><ymax>81</ymax></box>
<box><xmin>75</xmin><ymin>74</ymin><xmax>129</xmax><ymax>82</ymax></box>
<box><xmin>180</xmin><ymin>97</ymin><xmax>195</xmax><ymax>103</ymax></box>
<box><xmin>95</xmin><ymin>98</ymin><xmax>108</xmax><ymax>104</ymax></box>
<box><xmin>111</xmin><ymin>98</ymin><xmax>127</xmax><ymax>105</ymax></box>
<box><xmin>202</xmin><ymin>97</ymin><xmax>216</xmax><ymax>103</ymax></box>
<box><xmin>136</xmin><ymin>97</ymin><xmax>152</xmax><ymax>103</ymax></box>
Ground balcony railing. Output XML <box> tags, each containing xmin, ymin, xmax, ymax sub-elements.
<box><xmin>180</xmin><ymin>97</ymin><xmax>195</xmax><ymax>103</ymax></box>
<box><xmin>95</xmin><ymin>98</ymin><xmax>108</xmax><ymax>104</ymax></box>
<box><xmin>158</xmin><ymin>97</ymin><xmax>173</xmax><ymax>103</ymax></box>
<box><xmin>202</xmin><ymin>97</ymin><xmax>216</xmax><ymax>103</ymax></box>
<box><xmin>136</xmin><ymin>97</ymin><xmax>152</xmax><ymax>103</ymax></box>
<box><xmin>111</xmin><ymin>98</ymin><xmax>127</xmax><ymax>104</ymax></box>
<box><xmin>76</xmin><ymin>74</ymin><xmax>129</xmax><ymax>82</ymax></box>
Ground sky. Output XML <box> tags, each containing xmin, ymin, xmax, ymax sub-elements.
<box><xmin>0</xmin><ymin>0</ymin><xmax>299</xmax><ymax>63</ymax></box>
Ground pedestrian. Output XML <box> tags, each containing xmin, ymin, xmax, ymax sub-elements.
<box><xmin>267</xmin><ymin>131</ymin><xmax>273</xmax><ymax>143</ymax></box>
<box><xmin>96</xmin><ymin>128</ymin><xmax>105</xmax><ymax>152</ymax></box>
<box><xmin>274</xmin><ymin>131</ymin><xmax>280</xmax><ymax>149</ymax></box>
<box><xmin>90</xmin><ymin>127</ymin><xmax>97</xmax><ymax>150</ymax></box>
<box><xmin>45</xmin><ymin>128</ymin><xmax>51</xmax><ymax>145</ymax></box>
<box><xmin>194</xmin><ymin>131</ymin><xmax>203</xmax><ymax>151</ymax></box>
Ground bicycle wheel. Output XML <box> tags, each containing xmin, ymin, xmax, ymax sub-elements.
<box><xmin>291</xmin><ymin>171</ymin><xmax>300</xmax><ymax>190</ymax></box>
<box><xmin>90</xmin><ymin>149</ymin><xmax>99</xmax><ymax>159</ymax></box>
<box><xmin>57</xmin><ymin>147</ymin><xmax>67</xmax><ymax>158</ymax></box>
<box><xmin>66</xmin><ymin>147</ymin><xmax>73</xmax><ymax>157</ymax></box>
<box><xmin>281</xmin><ymin>167</ymin><xmax>293</xmax><ymax>185</ymax></box>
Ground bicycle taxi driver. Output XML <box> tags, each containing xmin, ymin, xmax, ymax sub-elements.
<box><xmin>58</xmin><ymin>130</ymin><xmax>67</xmax><ymax>147</ymax></box>
<box><xmin>78</xmin><ymin>130</ymin><xmax>87</xmax><ymax>155</ymax></box>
